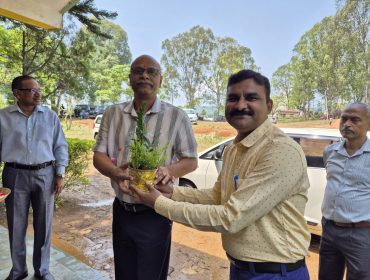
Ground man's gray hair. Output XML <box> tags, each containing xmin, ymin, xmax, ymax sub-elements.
<box><xmin>344</xmin><ymin>102</ymin><xmax>370</xmax><ymax>119</ymax></box>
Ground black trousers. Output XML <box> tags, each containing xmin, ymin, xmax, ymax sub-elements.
<box><xmin>112</xmin><ymin>198</ymin><xmax>172</xmax><ymax>280</ymax></box>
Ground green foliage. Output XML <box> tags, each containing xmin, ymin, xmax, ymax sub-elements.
<box><xmin>203</xmin><ymin>36</ymin><xmax>257</xmax><ymax>117</ymax></box>
<box><xmin>272</xmin><ymin>0</ymin><xmax>369</xmax><ymax>117</ymax></box>
<box><xmin>161</xmin><ymin>25</ymin><xmax>258</xmax><ymax>112</ymax></box>
<box><xmin>65</xmin><ymin>138</ymin><xmax>95</xmax><ymax>188</ymax></box>
<box><xmin>76</xmin><ymin>20</ymin><xmax>132</xmax><ymax>104</ymax></box>
<box><xmin>67</xmin><ymin>0</ymin><xmax>118</xmax><ymax>39</ymax></box>
<box><xmin>129</xmin><ymin>103</ymin><xmax>167</xmax><ymax>170</ymax></box>
<box><xmin>0</xmin><ymin>5</ymin><xmax>131</xmax><ymax>108</ymax></box>
<box><xmin>161</xmin><ymin>26</ymin><xmax>215</xmax><ymax>108</ymax></box>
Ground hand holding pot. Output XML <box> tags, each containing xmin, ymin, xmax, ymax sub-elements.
<box><xmin>112</xmin><ymin>163</ymin><xmax>132</xmax><ymax>194</ymax></box>
<box><xmin>130</xmin><ymin>181</ymin><xmax>161</xmax><ymax>208</ymax></box>
<box><xmin>155</xmin><ymin>166</ymin><xmax>173</xmax><ymax>185</ymax></box>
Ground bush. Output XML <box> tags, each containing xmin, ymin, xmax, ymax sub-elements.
<box><xmin>65</xmin><ymin>138</ymin><xmax>95</xmax><ymax>188</ymax></box>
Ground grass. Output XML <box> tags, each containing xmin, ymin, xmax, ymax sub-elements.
<box><xmin>62</xmin><ymin>119</ymin><xmax>94</xmax><ymax>140</ymax></box>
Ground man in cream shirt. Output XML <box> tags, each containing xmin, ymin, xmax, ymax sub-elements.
<box><xmin>131</xmin><ymin>69</ymin><xmax>311</xmax><ymax>280</ymax></box>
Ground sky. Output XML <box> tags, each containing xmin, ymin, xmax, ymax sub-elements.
<box><xmin>93</xmin><ymin>0</ymin><xmax>337</xmax><ymax>105</ymax></box>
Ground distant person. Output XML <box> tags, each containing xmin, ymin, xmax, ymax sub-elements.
<box><xmin>319</xmin><ymin>102</ymin><xmax>370</xmax><ymax>280</ymax></box>
<box><xmin>93</xmin><ymin>55</ymin><xmax>197</xmax><ymax>280</ymax></box>
<box><xmin>0</xmin><ymin>75</ymin><xmax>68</xmax><ymax>280</ymax></box>
<box><xmin>131</xmin><ymin>69</ymin><xmax>311</xmax><ymax>280</ymax></box>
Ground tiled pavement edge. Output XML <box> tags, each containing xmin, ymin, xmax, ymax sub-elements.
<box><xmin>0</xmin><ymin>225</ymin><xmax>110</xmax><ymax>280</ymax></box>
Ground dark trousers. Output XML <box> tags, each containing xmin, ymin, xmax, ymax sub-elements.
<box><xmin>3</xmin><ymin>165</ymin><xmax>55</xmax><ymax>279</ymax></box>
<box><xmin>112</xmin><ymin>198</ymin><xmax>172</xmax><ymax>280</ymax></box>
<box><xmin>229</xmin><ymin>262</ymin><xmax>309</xmax><ymax>280</ymax></box>
<box><xmin>319</xmin><ymin>218</ymin><xmax>370</xmax><ymax>280</ymax></box>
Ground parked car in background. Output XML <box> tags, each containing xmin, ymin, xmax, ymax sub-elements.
<box><xmin>74</xmin><ymin>104</ymin><xmax>90</xmax><ymax>118</ymax></box>
<box><xmin>184</xmin><ymin>108</ymin><xmax>198</xmax><ymax>124</ymax></box>
<box><xmin>89</xmin><ymin>105</ymin><xmax>107</xmax><ymax>119</ymax></box>
<box><xmin>179</xmin><ymin>128</ymin><xmax>369</xmax><ymax>236</ymax></box>
<box><xmin>93</xmin><ymin>114</ymin><xmax>103</xmax><ymax>139</ymax></box>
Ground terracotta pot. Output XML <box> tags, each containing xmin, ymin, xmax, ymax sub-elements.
<box><xmin>128</xmin><ymin>167</ymin><xmax>157</xmax><ymax>192</ymax></box>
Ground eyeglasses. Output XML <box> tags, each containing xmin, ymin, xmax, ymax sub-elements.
<box><xmin>131</xmin><ymin>67</ymin><xmax>161</xmax><ymax>77</ymax></box>
<box><xmin>17</xmin><ymin>88</ymin><xmax>42</xmax><ymax>94</ymax></box>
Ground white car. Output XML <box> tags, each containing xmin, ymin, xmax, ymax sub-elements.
<box><xmin>93</xmin><ymin>114</ymin><xmax>103</xmax><ymax>139</ymax></box>
<box><xmin>184</xmin><ymin>108</ymin><xmax>198</xmax><ymax>124</ymax></box>
<box><xmin>179</xmin><ymin>128</ymin><xmax>370</xmax><ymax>235</ymax></box>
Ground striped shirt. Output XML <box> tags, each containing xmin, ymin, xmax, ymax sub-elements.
<box><xmin>322</xmin><ymin>138</ymin><xmax>370</xmax><ymax>223</ymax></box>
<box><xmin>155</xmin><ymin>120</ymin><xmax>311</xmax><ymax>262</ymax></box>
<box><xmin>93</xmin><ymin>98</ymin><xmax>197</xmax><ymax>203</ymax></box>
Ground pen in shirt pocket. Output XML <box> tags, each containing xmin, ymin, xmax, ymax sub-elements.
<box><xmin>233</xmin><ymin>175</ymin><xmax>239</xmax><ymax>190</ymax></box>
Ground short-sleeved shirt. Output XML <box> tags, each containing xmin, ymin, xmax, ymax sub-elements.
<box><xmin>322</xmin><ymin>138</ymin><xmax>370</xmax><ymax>223</ymax></box>
<box><xmin>93</xmin><ymin>98</ymin><xmax>197</xmax><ymax>203</ymax></box>
<box><xmin>155</xmin><ymin>119</ymin><xmax>311</xmax><ymax>262</ymax></box>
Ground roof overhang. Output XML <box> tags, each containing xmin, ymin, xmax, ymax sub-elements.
<box><xmin>0</xmin><ymin>0</ymin><xmax>79</xmax><ymax>30</ymax></box>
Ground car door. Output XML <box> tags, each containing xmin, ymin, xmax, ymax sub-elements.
<box><xmin>203</xmin><ymin>141</ymin><xmax>232</xmax><ymax>188</ymax></box>
<box><xmin>289</xmin><ymin>134</ymin><xmax>341</xmax><ymax>227</ymax></box>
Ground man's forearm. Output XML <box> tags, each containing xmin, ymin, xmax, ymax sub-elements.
<box><xmin>93</xmin><ymin>151</ymin><xmax>116</xmax><ymax>179</ymax></box>
<box><xmin>167</xmin><ymin>157</ymin><xmax>197</xmax><ymax>178</ymax></box>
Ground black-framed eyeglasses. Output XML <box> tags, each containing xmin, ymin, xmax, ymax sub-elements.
<box><xmin>17</xmin><ymin>88</ymin><xmax>42</xmax><ymax>94</ymax></box>
<box><xmin>131</xmin><ymin>67</ymin><xmax>161</xmax><ymax>77</ymax></box>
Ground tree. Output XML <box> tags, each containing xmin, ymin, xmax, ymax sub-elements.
<box><xmin>271</xmin><ymin>0</ymin><xmax>369</xmax><ymax>116</ymax></box>
<box><xmin>75</xmin><ymin>20</ymin><xmax>132</xmax><ymax>104</ymax></box>
<box><xmin>272</xmin><ymin>64</ymin><xmax>294</xmax><ymax>109</ymax></box>
<box><xmin>204</xmin><ymin>37</ymin><xmax>257</xmax><ymax>117</ymax></box>
<box><xmin>161</xmin><ymin>26</ymin><xmax>215</xmax><ymax>107</ymax></box>
<box><xmin>0</xmin><ymin>0</ymin><xmax>120</xmax><ymax>108</ymax></box>
<box><xmin>336</xmin><ymin>0</ymin><xmax>369</xmax><ymax>103</ymax></box>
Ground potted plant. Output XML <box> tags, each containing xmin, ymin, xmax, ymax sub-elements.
<box><xmin>129</xmin><ymin>103</ymin><xmax>167</xmax><ymax>192</ymax></box>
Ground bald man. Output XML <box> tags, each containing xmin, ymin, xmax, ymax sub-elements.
<box><xmin>93</xmin><ymin>55</ymin><xmax>198</xmax><ymax>280</ymax></box>
<box><xmin>320</xmin><ymin>102</ymin><xmax>370</xmax><ymax>280</ymax></box>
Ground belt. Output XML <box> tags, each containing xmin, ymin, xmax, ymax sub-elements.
<box><xmin>333</xmin><ymin>221</ymin><xmax>370</xmax><ymax>228</ymax></box>
<box><xmin>227</xmin><ymin>254</ymin><xmax>305</xmax><ymax>273</ymax></box>
<box><xmin>5</xmin><ymin>161</ymin><xmax>54</xmax><ymax>170</ymax></box>
<box><xmin>118</xmin><ymin>200</ymin><xmax>150</xmax><ymax>213</ymax></box>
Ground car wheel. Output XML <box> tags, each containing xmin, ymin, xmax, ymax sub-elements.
<box><xmin>179</xmin><ymin>179</ymin><xmax>196</xmax><ymax>188</ymax></box>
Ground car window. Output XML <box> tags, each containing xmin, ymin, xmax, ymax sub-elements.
<box><xmin>294</xmin><ymin>137</ymin><xmax>339</xmax><ymax>168</ymax></box>
<box><xmin>200</xmin><ymin>140</ymin><xmax>233</xmax><ymax>160</ymax></box>
<box><xmin>95</xmin><ymin>116</ymin><xmax>102</xmax><ymax>125</ymax></box>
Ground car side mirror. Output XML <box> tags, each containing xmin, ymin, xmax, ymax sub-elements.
<box><xmin>214</xmin><ymin>146</ymin><xmax>224</xmax><ymax>160</ymax></box>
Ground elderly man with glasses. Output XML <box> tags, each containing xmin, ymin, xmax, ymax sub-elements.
<box><xmin>93</xmin><ymin>55</ymin><xmax>198</xmax><ymax>280</ymax></box>
<box><xmin>0</xmin><ymin>75</ymin><xmax>68</xmax><ymax>280</ymax></box>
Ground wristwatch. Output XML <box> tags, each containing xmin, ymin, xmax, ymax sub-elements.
<box><xmin>56</xmin><ymin>173</ymin><xmax>65</xmax><ymax>178</ymax></box>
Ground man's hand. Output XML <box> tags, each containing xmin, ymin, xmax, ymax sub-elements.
<box><xmin>111</xmin><ymin>163</ymin><xmax>132</xmax><ymax>195</ymax></box>
<box><xmin>155</xmin><ymin>181</ymin><xmax>174</xmax><ymax>199</ymax></box>
<box><xmin>130</xmin><ymin>182</ymin><xmax>162</xmax><ymax>208</ymax></box>
<box><xmin>155</xmin><ymin>166</ymin><xmax>173</xmax><ymax>185</ymax></box>
<box><xmin>55</xmin><ymin>176</ymin><xmax>64</xmax><ymax>198</ymax></box>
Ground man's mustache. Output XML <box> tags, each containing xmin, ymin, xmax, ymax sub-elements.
<box><xmin>230</xmin><ymin>110</ymin><xmax>253</xmax><ymax>117</ymax></box>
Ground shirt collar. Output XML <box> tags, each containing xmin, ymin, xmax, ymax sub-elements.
<box><xmin>238</xmin><ymin>118</ymin><xmax>272</xmax><ymax>148</ymax></box>
<box><xmin>336</xmin><ymin>137</ymin><xmax>370</xmax><ymax>157</ymax></box>
<box><xmin>9</xmin><ymin>103</ymin><xmax>45</xmax><ymax>114</ymax></box>
<box><xmin>123</xmin><ymin>98</ymin><xmax>161</xmax><ymax>117</ymax></box>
